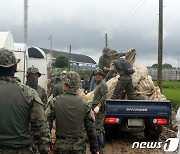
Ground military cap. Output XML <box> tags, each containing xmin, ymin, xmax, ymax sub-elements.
<box><xmin>0</xmin><ymin>48</ymin><xmax>20</xmax><ymax>67</ymax></box>
<box><xmin>94</xmin><ymin>68</ymin><xmax>104</xmax><ymax>76</ymax></box>
<box><xmin>27</xmin><ymin>66</ymin><xmax>41</xmax><ymax>77</ymax></box>
<box><xmin>102</xmin><ymin>47</ymin><xmax>111</xmax><ymax>55</ymax></box>
<box><xmin>110</xmin><ymin>49</ymin><xmax>118</xmax><ymax>56</ymax></box>
<box><xmin>63</xmin><ymin>71</ymin><xmax>81</xmax><ymax>90</ymax></box>
<box><xmin>55</xmin><ymin>72</ymin><xmax>65</xmax><ymax>81</ymax></box>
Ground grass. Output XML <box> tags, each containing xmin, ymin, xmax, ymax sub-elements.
<box><xmin>154</xmin><ymin>81</ymin><xmax>180</xmax><ymax>89</ymax></box>
<box><xmin>162</xmin><ymin>88</ymin><xmax>180</xmax><ymax>108</ymax></box>
<box><xmin>153</xmin><ymin>81</ymin><xmax>180</xmax><ymax>108</ymax></box>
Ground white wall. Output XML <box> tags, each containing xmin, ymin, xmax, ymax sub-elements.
<box><xmin>14</xmin><ymin>43</ymin><xmax>28</xmax><ymax>84</ymax></box>
<box><xmin>27</xmin><ymin>58</ymin><xmax>48</xmax><ymax>90</ymax></box>
<box><xmin>0</xmin><ymin>32</ymin><xmax>15</xmax><ymax>50</ymax></box>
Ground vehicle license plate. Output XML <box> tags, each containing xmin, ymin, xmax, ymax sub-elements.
<box><xmin>128</xmin><ymin>119</ymin><xmax>144</xmax><ymax>126</ymax></box>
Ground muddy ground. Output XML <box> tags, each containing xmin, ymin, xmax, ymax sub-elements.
<box><xmin>86</xmin><ymin>108</ymin><xmax>179</xmax><ymax>154</ymax></box>
<box><xmin>86</xmin><ymin>127</ymin><xmax>178</xmax><ymax>154</ymax></box>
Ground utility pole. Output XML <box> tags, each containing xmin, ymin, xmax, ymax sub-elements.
<box><xmin>24</xmin><ymin>0</ymin><xmax>28</xmax><ymax>45</ymax></box>
<box><xmin>157</xmin><ymin>0</ymin><xmax>163</xmax><ymax>92</ymax></box>
<box><xmin>105</xmin><ymin>34</ymin><xmax>108</xmax><ymax>47</ymax></box>
<box><xmin>69</xmin><ymin>45</ymin><xmax>71</xmax><ymax>71</ymax></box>
<box><xmin>49</xmin><ymin>35</ymin><xmax>53</xmax><ymax>56</ymax></box>
<box><xmin>178</xmin><ymin>54</ymin><xmax>179</xmax><ymax>68</ymax></box>
<box><xmin>23</xmin><ymin>0</ymin><xmax>28</xmax><ymax>84</ymax></box>
<box><xmin>48</xmin><ymin>35</ymin><xmax>53</xmax><ymax>68</ymax></box>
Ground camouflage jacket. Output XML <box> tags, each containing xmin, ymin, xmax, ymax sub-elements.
<box><xmin>98</xmin><ymin>55</ymin><xmax>111</xmax><ymax>76</ymax></box>
<box><xmin>36</xmin><ymin>85</ymin><xmax>48</xmax><ymax>108</ymax></box>
<box><xmin>91</xmin><ymin>80</ymin><xmax>108</xmax><ymax>112</ymax></box>
<box><xmin>0</xmin><ymin>76</ymin><xmax>50</xmax><ymax>153</ymax></box>
<box><xmin>53</xmin><ymin>81</ymin><xmax>63</xmax><ymax>97</ymax></box>
<box><xmin>46</xmin><ymin>89</ymin><xmax>99</xmax><ymax>152</ymax></box>
<box><xmin>106</xmin><ymin>57</ymin><xmax>132</xmax><ymax>81</ymax></box>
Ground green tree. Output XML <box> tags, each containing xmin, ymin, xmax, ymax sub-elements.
<box><xmin>152</xmin><ymin>64</ymin><xmax>158</xmax><ymax>68</ymax></box>
<box><xmin>151</xmin><ymin>63</ymin><xmax>172</xmax><ymax>69</ymax></box>
<box><xmin>54</xmin><ymin>55</ymin><xmax>68</xmax><ymax>68</ymax></box>
<box><xmin>162</xmin><ymin>63</ymin><xmax>172</xmax><ymax>69</ymax></box>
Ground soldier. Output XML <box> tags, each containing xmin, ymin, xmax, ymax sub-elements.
<box><xmin>46</xmin><ymin>71</ymin><xmax>99</xmax><ymax>154</ymax></box>
<box><xmin>90</xmin><ymin>69</ymin><xmax>108</xmax><ymax>153</ymax></box>
<box><xmin>108</xmin><ymin>50</ymin><xmax>135</xmax><ymax>99</ymax></box>
<box><xmin>82</xmin><ymin>74</ymin><xmax>90</xmax><ymax>94</ymax></box>
<box><xmin>49</xmin><ymin>73</ymin><xmax>60</xmax><ymax>96</ymax></box>
<box><xmin>104</xmin><ymin>49</ymin><xmax>128</xmax><ymax>82</ymax></box>
<box><xmin>98</xmin><ymin>47</ymin><xmax>111</xmax><ymax>77</ymax></box>
<box><xmin>26</xmin><ymin>66</ymin><xmax>48</xmax><ymax>108</ymax></box>
<box><xmin>53</xmin><ymin>72</ymin><xmax>64</xmax><ymax>97</ymax></box>
<box><xmin>0</xmin><ymin>48</ymin><xmax>50</xmax><ymax>154</ymax></box>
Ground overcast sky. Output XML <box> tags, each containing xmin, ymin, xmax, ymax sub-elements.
<box><xmin>0</xmin><ymin>0</ymin><xmax>180</xmax><ymax>67</ymax></box>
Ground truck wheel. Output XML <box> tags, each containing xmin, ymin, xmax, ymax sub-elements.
<box><xmin>144</xmin><ymin>125</ymin><xmax>162</xmax><ymax>140</ymax></box>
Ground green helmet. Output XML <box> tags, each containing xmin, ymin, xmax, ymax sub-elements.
<box><xmin>27</xmin><ymin>66</ymin><xmax>41</xmax><ymax>77</ymax></box>
<box><xmin>94</xmin><ymin>68</ymin><xmax>104</xmax><ymax>76</ymax></box>
<box><xmin>110</xmin><ymin>49</ymin><xmax>118</xmax><ymax>56</ymax></box>
<box><xmin>63</xmin><ymin>71</ymin><xmax>81</xmax><ymax>90</ymax></box>
<box><xmin>102</xmin><ymin>47</ymin><xmax>111</xmax><ymax>56</ymax></box>
<box><xmin>0</xmin><ymin>48</ymin><xmax>20</xmax><ymax>67</ymax></box>
<box><xmin>55</xmin><ymin>72</ymin><xmax>65</xmax><ymax>81</ymax></box>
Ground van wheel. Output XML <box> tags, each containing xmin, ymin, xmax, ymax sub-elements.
<box><xmin>144</xmin><ymin>125</ymin><xmax>162</xmax><ymax>140</ymax></box>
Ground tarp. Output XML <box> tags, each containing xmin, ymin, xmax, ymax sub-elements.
<box><xmin>27</xmin><ymin>47</ymin><xmax>48</xmax><ymax>90</ymax></box>
<box><xmin>0</xmin><ymin>31</ymin><xmax>15</xmax><ymax>50</ymax></box>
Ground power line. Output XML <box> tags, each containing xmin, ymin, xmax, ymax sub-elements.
<box><xmin>109</xmin><ymin>0</ymin><xmax>142</xmax><ymax>33</ymax></box>
<box><xmin>110</xmin><ymin>0</ymin><xmax>147</xmax><ymax>34</ymax></box>
<box><xmin>80</xmin><ymin>0</ymin><xmax>147</xmax><ymax>48</ymax></box>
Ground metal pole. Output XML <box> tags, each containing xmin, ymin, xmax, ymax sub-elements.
<box><xmin>105</xmin><ymin>34</ymin><xmax>108</xmax><ymax>47</ymax></box>
<box><xmin>50</xmin><ymin>35</ymin><xmax>53</xmax><ymax>68</ymax></box>
<box><xmin>48</xmin><ymin>35</ymin><xmax>53</xmax><ymax>68</ymax></box>
<box><xmin>69</xmin><ymin>45</ymin><xmax>71</xmax><ymax>71</ymax></box>
<box><xmin>23</xmin><ymin>0</ymin><xmax>28</xmax><ymax>84</ymax></box>
<box><xmin>178</xmin><ymin>54</ymin><xmax>179</xmax><ymax>68</ymax></box>
<box><xmin>157</xmin><ymin>0</ymin><xmax>163</xmax><ymax>92</ymax></box>
<box><xmin>24</xmin><ymin>0</ymin><xmax>28</xmax><ymax>45</ymax></box>
<box><xmin>50</xmin><ymin>35</ymin><xmax>52</xmax><ymax>56</ymax></box>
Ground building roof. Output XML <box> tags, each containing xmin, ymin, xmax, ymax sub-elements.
<box><xmin>41</xmin><ymin>48</ymin><xmax>96</xmax><ymax>64</ymax></box>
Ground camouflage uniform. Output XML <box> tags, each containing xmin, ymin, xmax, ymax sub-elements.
<box><xmin>105</xmin><ymin>49</ymin><xmax>127</xmax><ymax>81</ymax></box>
<box><xmin>46</xmin><ymin>71</ymin><xmax>99</xmax><ymax>154</ymax></box>
<box><xmin>91</xmin><ymin>69</ymin><xmax>108</xmax><ymax>152</ymax></box>
<box><xmin>81</xmin><ymin>75</ymin><xmax>90</xmax><ymax>94</ymax></box>
<box><xmin>53</xmin><ymin>81</ymin><xmax>63</xmax><ymax>97</ymax></box>
<box><xmin>26</xmin><ymin>66</ymin><xmax>48</xmax><ymax>108</ymax></box>
<box><xmin>98</xmin><ymin>47</ymin><xmax>111</xmax><ymax>77</ymax></box>
<box><xmin>0</xmin><ymin>48</ymin><xmax>50</xmax><ymax>154</ymax></box>
<box><xmin>53</xmin><ymin>72</ymin><xmax>64</xmax><ymax>97</ymax></box>
<box><xmin>49</xmin><ymin>72</ymin><xmax>62</xmax><ymax>96</ymax></box>
<box><xmin>108</xmin><ymin>50</ymin><xmax>135</xmax><ymax>99</ymax></box>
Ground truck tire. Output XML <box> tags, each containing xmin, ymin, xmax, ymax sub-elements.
<box><xmin>144</xmin><ymin>125</ymin><xmax>162</xmax><ymax>140</ymax></box>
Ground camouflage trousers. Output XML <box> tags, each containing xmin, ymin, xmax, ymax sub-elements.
<box><xmin>0</xmin><ymin>147</ymin><xmax>32</xmax><ymax>154</ymax></box>
<box><xmin>54</xmin><ymin>137</ymin><xmax>86</xmax><ymax>154</ymax></box>
<box><xmin>95</xmin><ymin>112</ymin><xmax>105</xmax><ymax>135</ymax></box>
<box><xmin>112</xmin><ymin>75</ymin><xmax>135</xmax><ymax>100</ymax></box>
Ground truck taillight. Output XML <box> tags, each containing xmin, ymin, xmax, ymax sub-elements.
<box><xmin>153</xmin><ymin>118</ymin><xmax>168</xmax><ymax>125</ymax></box>
<box><xmin>105</xmin><ymin>118</ymin><xmax>120</xmax><ymax>124</ymax></box>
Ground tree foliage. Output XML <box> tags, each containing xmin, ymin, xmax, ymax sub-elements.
<box><xmin>54</xmin><ymin>55</ymin><xmax>68</xmax><ymax>68</ymax></box>
<box><xmin>151</xmin><ymin>63</ymin><xmax>172</xmax><ymax>69</ymax></box>
<box><xmin>152</xmin><ymin>63</ymin><xmax>158</xmax><ymax>68</ymax></box>
<box><xmin>162</xmin><ymin>63</ymin><xmax>172</xmax><ymax>69</ymax></box>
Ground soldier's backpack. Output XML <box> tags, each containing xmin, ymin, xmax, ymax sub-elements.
<box><xmin>120</xmin><ymin>58</ymin><xmax>135</xmax><ymax>74</ymax></box>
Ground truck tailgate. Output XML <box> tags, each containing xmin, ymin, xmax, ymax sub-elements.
<box><xmin>106</xmin><ymin>99</ymin><xmax>171</xmax><ymax>118</ymax></box>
